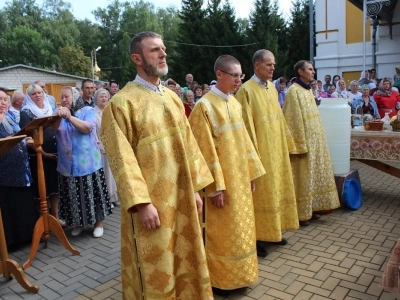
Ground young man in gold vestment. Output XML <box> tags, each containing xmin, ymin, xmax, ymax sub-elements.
<box><xmin>100</xmin><ymin>31</ymin><xmax>215</xmax><ymax>300</ymax></box>
<box><xmin>235</xmin><ymin>50</ymin><xmax>299</xmax><ymax>258</ymax></box>
<box><xmin>282</xmin><ymin>60</ymin><xmax>340</xmax><ymax>226</ymax></box>
<box><xmin>188</xmin><ymin>55</ymin><xmax>266</xmax><ymax>297</ymax></box>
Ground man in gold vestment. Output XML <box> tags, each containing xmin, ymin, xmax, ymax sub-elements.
<box><xmin>100</xmin><ymin>31</ymin><xmax>214</xmax><ymax>300</ymax></box>
<box><xmin>188</xmin><ymin>55</ymin><xmax>266</xmax><ymax>297</ymax></box>
<box><xmin>235</xmin><ymin>50</ymin><xmax>299</xmax><ymax>258</ymax></box>
<box><xmin>283</xmin><ymin>60</ymin><xmax>340</xmax><ymax>226</ymax></box>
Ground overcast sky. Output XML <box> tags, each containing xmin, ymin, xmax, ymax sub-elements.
<box><xmin>2</xmin><ymin>0</ymin><xmax>293</xmax><ymax>21</ymax></box>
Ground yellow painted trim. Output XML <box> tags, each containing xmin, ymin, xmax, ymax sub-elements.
<box><xmin>346</xmin><ymin>0</ymin><xmax>371</xmax><ymax>44</ymax></box>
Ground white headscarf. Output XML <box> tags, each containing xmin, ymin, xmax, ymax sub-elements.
<box><xmin>335</xmin><ymin>80</ymin><xmax>348</xmax><ymax>98</ymax></box>
<box><xmin>22</xmin><ymin>91</ymin><xmax>53</xmax><ymax>118</ymax></box>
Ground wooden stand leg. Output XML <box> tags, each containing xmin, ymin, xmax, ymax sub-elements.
<box><xmin>0</xmin><ymin>207</ymin><xmax>39</xmax><ymax>293</ymax></box>
<box><xmin>24</xmin><ymin>126</ymin><xmax>80</xmax><ymax>269</ymax></box>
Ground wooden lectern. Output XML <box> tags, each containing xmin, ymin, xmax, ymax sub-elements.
<box><xmin>0</xmin><ymin>135</ymin><xmax>39</xmax><ymax>293</ymax></box>
<box><xmin>16</xmin><ymin>116</ymin><xmax>80</xmax><ymax>269</ymax></box>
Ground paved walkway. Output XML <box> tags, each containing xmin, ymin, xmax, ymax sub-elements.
<box><xmin>1</xmin><ymin>160</ymin><xmax>399</xmax><ymax>300</ymax></box>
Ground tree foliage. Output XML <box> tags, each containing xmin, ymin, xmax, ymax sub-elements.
<box><xmin>0</xmin><ymin>0</ymin><xmax>313</xmax><ymax>84</ymax></box>
<box><xmin>59</xmin><ymin>45</ymin><xmax>91</xmax><ymax>77</ymax></box>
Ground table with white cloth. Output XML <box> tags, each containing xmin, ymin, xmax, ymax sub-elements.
<box><xmin>351</xmin><ymin>128</ymin><xmax>400</xmax><ymax>178</ymax></box>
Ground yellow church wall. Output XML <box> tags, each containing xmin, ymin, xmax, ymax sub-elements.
<box><xmin>346</xmin><ymin>0</ymin><xmax>371</xmax><ymax>44</ymax></box>
<box><xmin>342</xmin><ymin>71</ymin><xmax>362</xmax><ymax>85</ymax></box>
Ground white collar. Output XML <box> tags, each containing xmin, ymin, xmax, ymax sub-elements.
<box><xmin>133</xmin><ymin>75</ymin><xmax>164</xmax><ymax>94</ymax></box>
<box><xmin>252</xmin><ymin>74</ymin><xmax>268</xmax><ymax>88</ymax></box>
<box><xmin>211</xmin><ymin>85</ymin><xmax>231</xmax><ymax>101</ymax></box>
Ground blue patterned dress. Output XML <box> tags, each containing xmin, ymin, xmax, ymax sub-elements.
<box><xmin>56</xmin><ymin>106</ymin><xmax>112</xmax><ymax>227</ymax></box>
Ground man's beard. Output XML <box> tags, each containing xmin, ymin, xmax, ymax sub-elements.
<box><xmin>142</xmin><ymin>58</ymin><xmax>168</xmax><ymax>77</ymax></box>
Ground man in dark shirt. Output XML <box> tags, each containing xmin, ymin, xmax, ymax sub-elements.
<box><xmin>82</xmin><ymin>79</ymin><xmax>95</xmax><ymax>107</ymax></box>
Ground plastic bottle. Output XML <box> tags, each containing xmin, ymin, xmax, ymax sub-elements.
<box><xmin>382</xmin><ymin>112</ymin><xmax>391</xmax><ymax>130</ymax></box>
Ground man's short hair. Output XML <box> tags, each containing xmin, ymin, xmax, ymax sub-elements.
<box><xmin>252</xmin><ymin>49</ymin><xmax>273</xmax><ymax>66</ymax></box>
<box><xmin>0</xmin><ymin>87</ymin><xmax>7</xmax><ymax>94</ymax></box>
<box><xmin>294</xmin><ymin>60</ymin><xmax>312</xmax><ymax>78</ymax></box>
<box><xmin>129</xmin><ymin>31</ymin><xmax>162</xmax><ymax>56</ymax></box>
<box><xmin>109</xmin><ymin>80</ymin><xmax>118</xmax><ymax>87</ymax></box>
<box><xmin>82</xmin><ymin>79</ymin><xmax>94</xmax><ymax>88</ymax></box>
<box><xmin>214</xmin><ymin>55</ymin><xmax>240</xmax><ymax>74</ymax></box>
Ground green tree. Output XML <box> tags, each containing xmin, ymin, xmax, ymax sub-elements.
<box><xmin>59</xmin><ymin>45</ymin><xmax>91</xmax><ymax>77</ymax></box>
<box><xmin>157</xmin><ymin>6</ymin><xmax>181</xmax><ymax>77</ymax></box>
<box><xmin>172</xmin><ymin>0</ymin><xmax>206</xmax><ymax>84</ymax></box>
<box><xmin>1</xmin><ymin>25</ymin><xmax>53</xmax><ymax>67</ymax></box>
<box><xmin>246</xmin><ymin>0</ymin><xmax>288</xmax><ymax>78</ymax></box>
<box><xmin>286</xmin><ymin>0</ymin><xmax>313</xmax><ymax>78</ymax></box>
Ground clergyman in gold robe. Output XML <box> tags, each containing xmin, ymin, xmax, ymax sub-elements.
<box><xmin>188</xmin><ymin>55</ymin><xmax>266</xmax><ymax>297</ymax></box>
<box><xmin>100</xmin><ymin>31</ymin><xmax>214</xmax><ymax>300</ymax></box>
<box><xmin>235</xmin><ymin>50</ymin><xmax>299</xmax><ymax>258</ymax></box>
<box><xmin>282</xmin><ymin>60</ymin><xmax>340</xmax><ymax>226</ymax></box>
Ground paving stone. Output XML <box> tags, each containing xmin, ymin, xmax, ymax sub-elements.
<box><xmin>303</xmin><ymin>284</ymin><xmax>331</xmax><ymax>297</ymax></box>
<box><xmin>330</xmin><ymin>286</ymin><xmax>349</xmax><ymax>300</ymax></box>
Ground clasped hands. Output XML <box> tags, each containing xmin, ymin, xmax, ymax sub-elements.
<box><xmin>57</xmin><ymin>107</ymin><xmax>71</xmax><ymax>119</ymax></box>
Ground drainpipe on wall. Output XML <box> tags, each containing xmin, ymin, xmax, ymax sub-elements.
<box><xmin>371</xmin><ymin>17</ymin><xmax>380</xmax><ymax>70</ymax></box>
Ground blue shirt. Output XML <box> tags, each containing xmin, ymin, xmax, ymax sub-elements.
<box><xmin>56</xmin><ymin>106</ymin><xmax>102</xmax><ymax>176</ymax></box>
<box><xmin>352</xmin><ymin>96</ymin><xmax>380</xmax><ymax>119</ymax></box>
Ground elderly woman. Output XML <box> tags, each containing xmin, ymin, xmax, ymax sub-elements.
<box><xmin>352</xmin><ymin>85</ymin><xmax>380</xmax><ymax>119</ymax></box>
<box><xmin>184</xmin><ymin>90</ymin><xmax>195</xmax><ymax>117</ymax></box>
<box><xmin>373</xmin><ymin>77</ymin><xmax>400</xmax><ymax>118</ymax></box>
<box><xmin>347</xmin><ymin>80</ymin><xmax>362</xmax><ymax>104</ymax></box>
<box><xmin>54</xmin><ymin>86</ymin><xmax>111</xmax><ymax>238</ymax></box>
<box><xmin>274</xmin><ymin>77</ymin><xmax>287</xmax><ymax>107</ymax></box>
<box><xmin>0</xmin><ymin>87</ymin><xmax>38</xmax><ymax>252</ymax></box>
<box><xmin>94</xmin><ymin>88</ymin><xmax>119</xmax><ymax>207</ymax></box>
<box><xmin>19</xmin><ymin>84</ymin><xmax>63</xmax><ymax>226</ymax></box>
<box><xmin>331</xmin><ymin>79</ymin><xmax>350</xmax><ymax>101</ymax></box>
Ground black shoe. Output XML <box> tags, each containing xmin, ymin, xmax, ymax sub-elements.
<box><xmin>312</xmin><ymin>213</ymin><xmax>321</xmax><ymax>220</ymax></box>
<box><xmin>256</xmin><ymin>241</ymin><xmax>268</xmax><ymax>258</ymax></box>
<box><xmin>212</xmin><ymin>287</ymin><xmax>230</xmax><ymax>297</ymax></box>
<box><xmin>267</xmin><ymin>238</ymin><xmax>288</xmax><ymax>246</ymax></box>
<box><xmin>299</xmin><ymin>220</ymin><xmax>310</xmax><ymax>226</ymax></box>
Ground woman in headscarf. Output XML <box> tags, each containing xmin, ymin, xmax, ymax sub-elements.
<box><xmin>0</xmin><ymin>87</ymin><xmax>38</xmax><ymax>252</ymax></box>
<box><xmin>352</xmin><ymin>84</ymin><xmax>380</xmax><ymax>119</ymax></box>
<box><xmin>19</xmin><ymin>84</ymin><xmax>63</xmax><ymax>226</ymax></box>
<box><xmin>373</xmin><ymin>77</ymin><xmax>400</xmax><ymax>118</ymax></box>
<box><xmin>54</xmin><ymin>86</ymin><xmax>112</xmax><ymax>238</ymax></box>
<box><xmin>94</xmin><ymin>88</ymin><xmax>119</xmax><ymax>208</ymax></box>
<box><xmin>331</xmin><ymin>79</ymin><xmax>350</xmax><ymax>101</ymax></box>
<box><xmin>274</xmin><ymin>77</ymin><xmax>287</xmax><ymax>108</ymax></box>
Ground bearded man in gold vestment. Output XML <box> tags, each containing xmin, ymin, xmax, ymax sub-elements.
<box><xmin>188</xmin><ymin>55</ymin><xmax>266</xmax><ymax>297</ymax></box>
<box><xmin>235</xmin><ymin>50</ymin><xmax>299</xmax><ymax>258</ymax></box>
<box><xmin>100</xmin><ymin>31</ymin><xmax>215</xmax><ymax>300</ymax></box>
<box><xmin>282</xmin><ymin>60</ymin><xmax>340</xmax><ymax>226</ymax></box>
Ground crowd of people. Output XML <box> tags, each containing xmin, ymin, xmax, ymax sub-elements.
<box><xmin>1</xmin><ymin>29</ymin><xmax>398</xmax><ymax>299</ymax></box>
<box><xmin>0</xmin><ymin>78</ymin><xmax>120</xmax><ymax>252</ymax></box>
<box><xmin>269</xmin><ymin>67</ymin><xmax>400</xmax><ymax>120</ymax></box>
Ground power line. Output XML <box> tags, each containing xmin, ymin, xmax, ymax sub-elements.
<box><xmin>163</xmin><ymin>40</ymin><xmax>262</xmax><ymax>48</ymax></box>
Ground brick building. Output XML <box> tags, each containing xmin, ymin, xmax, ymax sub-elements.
<box><xmin>0</xmin><ymin>64</ymin><xmax>88</xmax><ymax>105</ymax></box>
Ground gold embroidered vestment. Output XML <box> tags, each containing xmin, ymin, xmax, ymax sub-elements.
<box><xmin>188</xmin><ymin>90</ymin><xmax>265</xmax><ymax>290</ymax></box>
<box><xmin>235</xmin><ymin>79</ymin><xmax>299</xmax><ymax>242</ymax></box>
<box><xmin>100</xmin><ymin>83</ymin><xmax>214</xmax><ymax>300</ymax></box>
<box><xmin>283</xmin><ymin>83</ymin><xmax>340</xmax><ymax>221</ymax></box>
